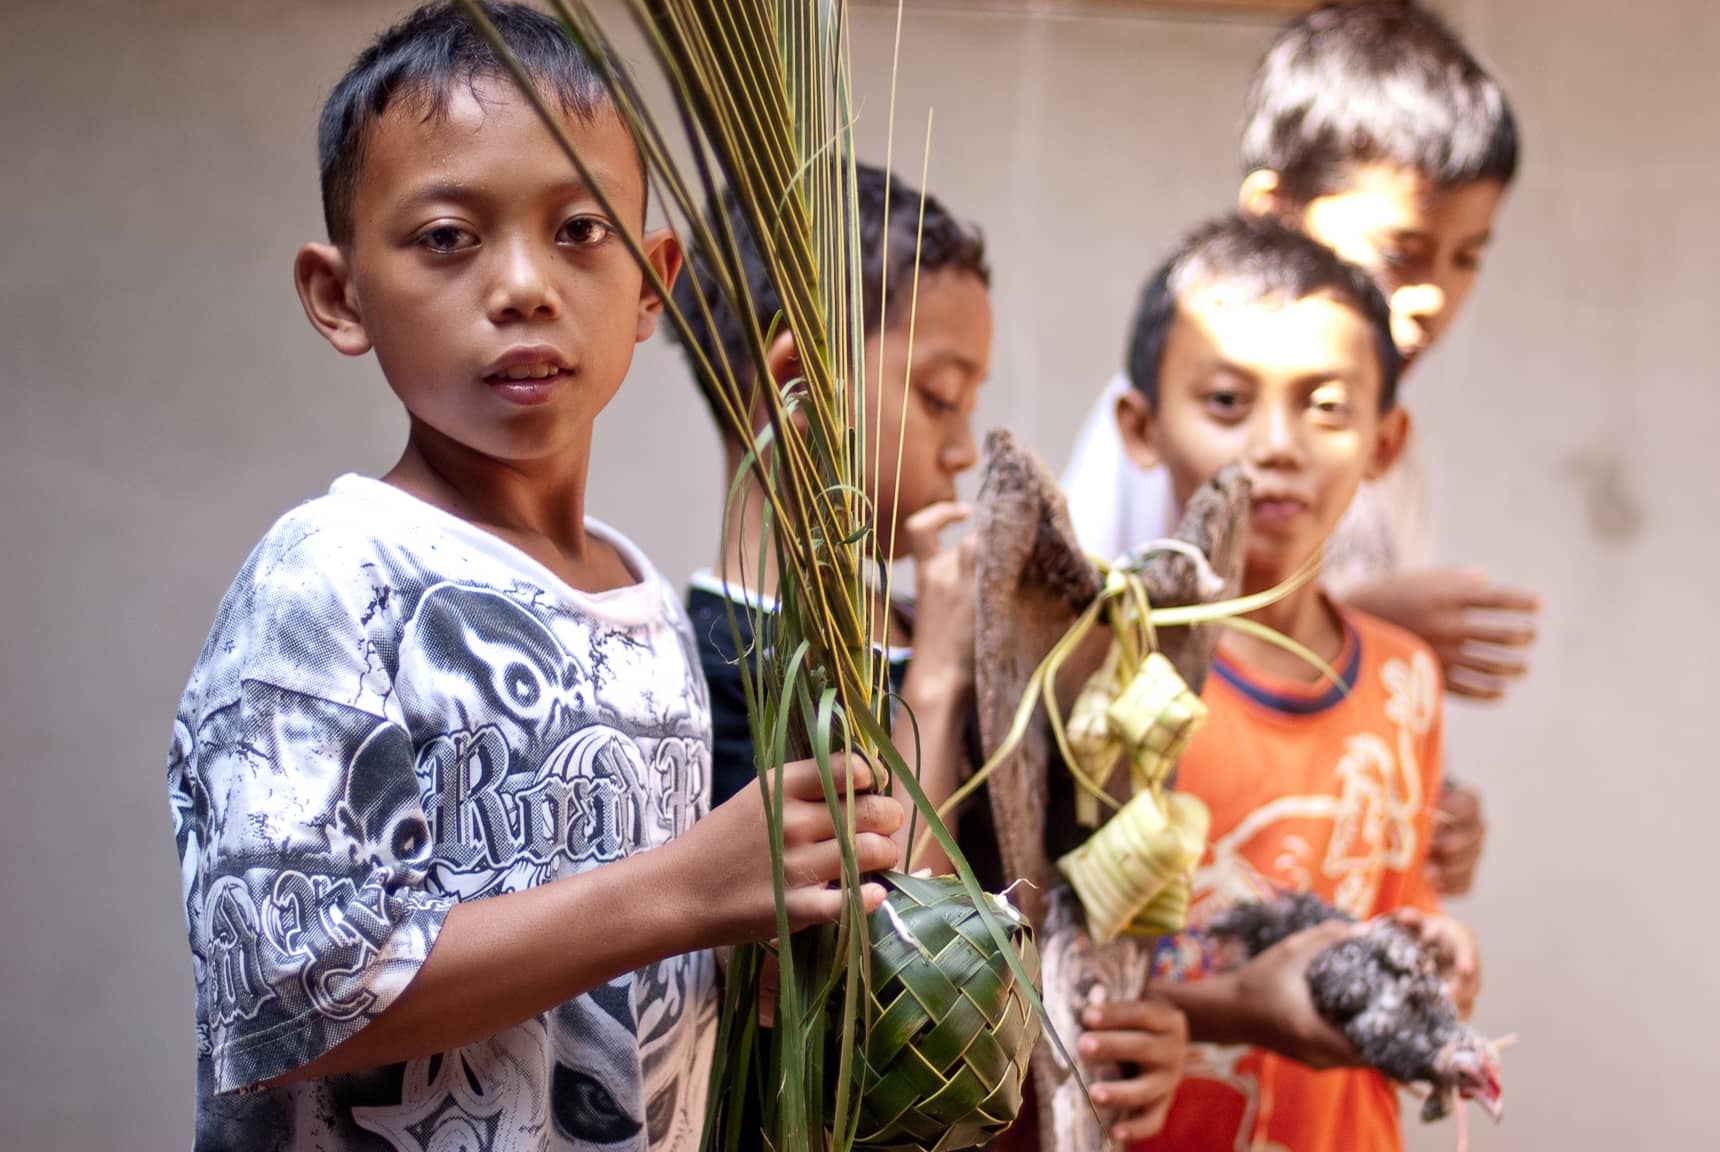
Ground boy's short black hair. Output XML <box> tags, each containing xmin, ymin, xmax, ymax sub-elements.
<box><xmin>671</xmin><ymin>163</ymin><xmax>989</xmax><ymax>431</ymax></box>
<box><xmin>1241</xmin><ymin>0</ymin><xmax>1518</xmax><ymax>204</ymax></box>
<box><xmin>1126</xmin><ymin>214</ymin><xmax>1403</xmax><ymax>412</ymax></box>
<box><xmin>318</xmin><ymin>1</ymin><xmax>611</xmax><ymax>246</ymax></box>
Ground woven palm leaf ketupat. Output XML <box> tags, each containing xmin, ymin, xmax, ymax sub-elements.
<box><xmin>452</xmin><ymin>4</ymin><xmax>1052</xmax><ymax>1151</ymax></box>
<box><xmin>853</xmin><ymin>872</ymin><xmax>1040</xmax><ymax>1152</ymax></box>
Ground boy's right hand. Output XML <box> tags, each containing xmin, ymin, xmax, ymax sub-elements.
<box><xmin>1234</xmin><ymin>920</ymin><xmax>1363</xmax><ymax>1071</ymax></box>
<box><xmin>1346</xmin><ymin>567</ymin><xmax>1539</xmax><ymax>701</ymax></box>
<box><xmin>900</xmin><ymin>501</ymin><xmax>978</xmax><ymax>699</ymax></box>
<box><xmin>678</xmin><ymin>754</ymin><xmax>903</xmax><ymax>946</ymax></box>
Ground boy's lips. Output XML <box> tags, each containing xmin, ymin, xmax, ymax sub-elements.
<box><xmin>483</xmin><ymin>346</ymin><xmax>573</xmax><ymax>406</ymax></box>
<box><xmin>1249</xmin><ymin>493</ymin><xmax>1308</xmax><ymax>528</ymax></box>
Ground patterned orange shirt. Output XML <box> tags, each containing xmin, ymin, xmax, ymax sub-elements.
<box><xmin>1141</xmin><ymin>606</ymin><xmax>1443</xmax><ymax>1152</ymax></box>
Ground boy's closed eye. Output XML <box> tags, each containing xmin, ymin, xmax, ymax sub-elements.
<box><xmin>1453</xmin><ymin>244</ymin><xmax>1487</xmax><ymax>273</ymax></box>
<box><xmin>917</xmin><ymin>389</ymin><xmax>960</xmax><ymax>417</ymax></box>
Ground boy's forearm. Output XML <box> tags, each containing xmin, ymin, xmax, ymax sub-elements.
<box><xmin>896</xmin><ymin>664</ymin><xmax>969</xmax><ymax>874</ymax></box>
<box><xmin>268</xmin><ymin>839</ymin><xmax>702</xmax><ymax>1086</ymax></box>
<box><xmin>1156</xmin><ymin>973</ymin><xmax>1272</xmax><ymax>1050</ymax></box>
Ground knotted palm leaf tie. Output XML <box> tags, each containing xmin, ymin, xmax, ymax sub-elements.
<box><xmin>853</xmin><ymin>871</ymin><xmax>1041</xmax><ymax>1152</ymax></box>
<box><xmin>921</xmin><ymin>545</ymin><xmax>1343</xmax><ymax>945</ymax></box>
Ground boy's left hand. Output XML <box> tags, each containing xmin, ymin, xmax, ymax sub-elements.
<box><xmin>1345</xmin><ymin>567</ymin><xmax>1538</xmax><ymax>702</ymax></box>
<box><xmin>1078</xmin><ymin>997</ymin><xmax>1188</xmax><ymax>1143</ymax></box>
<box><xmin>1392</xmin><ymin>908</ymin><xmax>1481</xmax><ymax>1017</ymax></box>
<box><xmin>1427</xmin><ymin>780</ymin><xmax>1486</xmax><ymax>896</ymax></box>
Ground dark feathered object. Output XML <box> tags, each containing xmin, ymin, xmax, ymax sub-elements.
<box><xmin>1209</xmin><ymin>894</ymin><xmax>1504</xmax><ymax>1124</ymax></box>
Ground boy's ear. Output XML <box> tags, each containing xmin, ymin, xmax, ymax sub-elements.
<box><xmin>294</xmin><ymin>243</ymin><xmax>371</xmax><ymax>357</ymax></box>
<box><xmin>635</xmin><ymin>226</ymin><xmax>684</xmax><ymax>342</ymax></box>
<box><xmin>764</xmin><ymin>329</ymin><xmax>800</xmax><ymax>388</ymax></box>
<box><xmin>1368</xmin><ymin>406</ymin><xmax>1412</xmax><ymax>481</ymax></box>
<box><xmin>1239</xmin><ymin>169</ymin><xmax>1293</xmax><ymax>223</ymax></box>
<box><xmin>1114</xmin><ymin>385</ymin><xmax>1163</xmax><ymax>472</ymax></box>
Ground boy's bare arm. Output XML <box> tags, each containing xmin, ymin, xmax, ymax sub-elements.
<box><xmin>270</xmin><ymin>757</ymin><xmax>902</xmax><ymax>1085</ymax></box>
<box><xmin>1343</xmin><ymin>567</ymin><xmax>1539</xmax><ymax>702</ymax></box>
<box><xmin>895</xmin><ymin>503</ymin><xmax>977</xmax><ymax>874</ymax></box>
<box><xmin>1156</xmin><ymin>921</ymin><xmax>1362</xmax><ymax>1071</ymax></box>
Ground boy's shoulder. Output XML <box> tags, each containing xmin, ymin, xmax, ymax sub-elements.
<box><xmin>229</xmin><ymin>474</ymin><xmax>420</xmax><ymax>592</ymax></box>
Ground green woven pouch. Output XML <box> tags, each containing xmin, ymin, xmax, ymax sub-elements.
<box><xmin>848</xmin><ymin>871</ymin><xmax>1041</xmax><ymax>1152</ymax></box>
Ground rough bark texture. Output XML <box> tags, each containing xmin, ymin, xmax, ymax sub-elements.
<box><xmin>970</xmin><ymin>429</ymin><xmax>1248</xmax><ymax>1151</ymax></box>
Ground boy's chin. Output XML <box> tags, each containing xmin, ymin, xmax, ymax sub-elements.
<box><xmin>1243</xmin><ymin>541</ymin><xmax>1321</xmax><ymax>589</ymax></box>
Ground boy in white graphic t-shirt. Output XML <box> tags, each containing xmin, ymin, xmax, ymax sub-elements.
<box><xmin>165</xmin><ymin>5</ymin><xmax>902</xmax><ymax>1150</ymax></box>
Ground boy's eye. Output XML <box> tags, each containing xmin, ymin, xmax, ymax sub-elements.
<box><xmin>1309</xmin><ymin>383</ymin><xmax>1353</xmax><ymax>421</ymax></box>
<box><xmin>918</xmin><ymin>391</ymin><xmax>959</xmax><ymax>417</ymax></box>
<box><xmin>416</xmin><ymin>224</ymin><xmax>478</xmax><ymax>254</ymax></box>
<box><xmin>559</xmin><ymin>215</ymin><xmax>615</xmax><ymax>247</ymax></box>
<box><xmin>1203</xmin><ymin>390</ymin><xmax>1248</xmax><ymax>420</ymax></box>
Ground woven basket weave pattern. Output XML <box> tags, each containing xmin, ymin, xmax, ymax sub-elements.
<box><xmin>854</xmin><ymin>872</ymin><xmax>1041</xmax><ymax>1152</ymax></box>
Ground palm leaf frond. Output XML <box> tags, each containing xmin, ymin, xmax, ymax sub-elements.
<box><xmin>455</xmin><ymin>3</ymin><xmax>1051</xmax><ymax>1149</ymax></box>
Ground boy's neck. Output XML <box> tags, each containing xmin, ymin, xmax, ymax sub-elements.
<box><xmin>385</xmin><ymin>419</ymin><xmax>624</xmax><ymax>592</ymax></box>
<box><xmin>1223</xmin><ymin>560</ymin><xmax>1346</xmax><ymax>682</ymax></box>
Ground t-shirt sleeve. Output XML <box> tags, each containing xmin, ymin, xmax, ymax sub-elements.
<box><xmin>175</xmin><ymin>520</ymin><xmax>454</xmax><ymax>1093</ymax></box>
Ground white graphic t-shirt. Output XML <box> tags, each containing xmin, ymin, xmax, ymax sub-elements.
<box><xmin>168</xmin><ymin>475</ymin><xmax>717</xmax><ymax>1152</ymax></box>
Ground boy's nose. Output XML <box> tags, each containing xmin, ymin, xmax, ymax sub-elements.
<box><xmin>1246</xmin><ymin>402</ymin><xmax>1302</xmax><ymax>468</ymax></box>
<box><xmin>1390</xmin><ymin>282</ymin><xmax>1446</xmax><ymax>347</ymax></box>
<box><xmin>943</xmin><ymin>424</ymin><xmax>979</xmax><ymax>475</ymax></box>
<box><xmin>488</xmin><ymin>240</ymin><xmax>563</xmax><ymax>322</ymax></box>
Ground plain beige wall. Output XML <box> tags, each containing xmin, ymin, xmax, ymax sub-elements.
<box><xmin>1</xmin><ymin>1</ymin><xmax>1712</xmax><ymax>1148</ymax></box>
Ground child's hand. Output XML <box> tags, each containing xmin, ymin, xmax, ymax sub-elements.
<box><xmin>1235</xmin><ymin>920</ymin><xmax>1363</xmax><ymax>1070</ymax></box>
<box><xmin>1078</xmin><ymin>996</ymin><xmax>1188</xmax><ymax>1143</ymax></box>
<box><xmin>1346</xmin><ymin>568</ymin><xmax>1539</xmax><ymax>701</ymax></box>
<box><xmin>681</xmin><ymin>755</ymin><xmax>903</xmax><ymax>945</ymax></box>
<box><xmin>900</xmin><ymin>501</ymin><xmax>977</xmax><ymax>699</ymax></box>
<box><xmin>1392</xmin><ymin>908</ymin><xmax>1481</xmax><ymax>1018</ymax></box>
<box><xmin>1427</xmin><ymin>780</ymin><xmax>1486</xmax><ymax>896</ymax></box>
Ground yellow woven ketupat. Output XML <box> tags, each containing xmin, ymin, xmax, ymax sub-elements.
<box><xmin>1057</xmin><ymin>787</ymin><xmax>1210</xmax><ymax>943</ymax></box>
<box><xmin>1107</xmin><ymin>651</ymin><xmax>1209</xmax><ymax>791</ymax></box>
<box><xmin>1063</xmin><ymin>644</ymin><xmax>1125</xmax><ymax>824</ymax></box>
<box><xmin>1124</xmin><ymin>794</ymin><xmax>1210</xmax><ymax>938</ymax></box>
